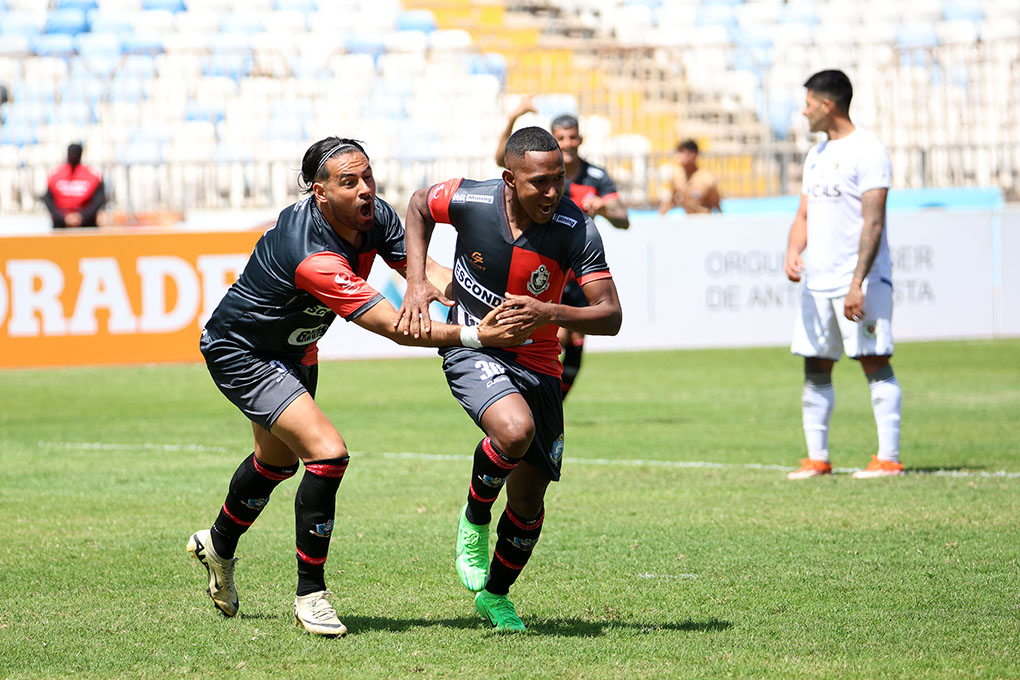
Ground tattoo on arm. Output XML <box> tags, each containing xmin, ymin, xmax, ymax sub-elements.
<box><xmin>852</xmin><ymin>189</ymin><xmax>888</xmax><ymax>284</ymax></box>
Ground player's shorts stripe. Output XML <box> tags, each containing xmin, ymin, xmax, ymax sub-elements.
<box><xmin>296</xmin><ymin>547</ymin><xmax>328</xmax><ymax>565</ymax></box>
<box><xmin>492</xmin><ymin>550</ymin><xmax>525</xmax><ymax>571</ymax></box>
<box><xmin>254</xmin><ymin>458</ymin><xmax>296</xmax><ymax>481</ymax></box>
<box><xmin>222</xmin><ymin>503</ymin><xmax>254</xmax><ymax>527</ymax></box>
<box><xmin>482</xmin><ymin>437</ymin><xmax>516</xmax><ymax>470</ymax></box>
<box><xmin>506</xmin><ymin>507</ymin><xmax>544</xmax><ymax>530</ymax></box>
<box><xmin>305</xmin><ymin>460</ymin><xmax>349</xmax><ymax>478</ymax></box>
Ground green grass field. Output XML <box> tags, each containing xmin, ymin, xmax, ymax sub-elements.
<box><xmin>1</xmin><ymin>339</ymin><xmax>1018</xmax><ymax>679</ymax></box>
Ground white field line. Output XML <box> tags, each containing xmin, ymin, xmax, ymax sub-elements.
<box><xmin>11</xmin><ymin>442</ymin><xmax>1020</xmax><ymax>479</ymax></box>
<box><xmin>378</xmin><ymin>451</ymin><xmax>1020</xmax><ymax>479</ymax></box>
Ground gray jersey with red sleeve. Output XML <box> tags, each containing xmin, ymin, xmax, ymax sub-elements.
<box><xmin>202</xmin><ymin>195</ymin><xmax>406</xmax><ymax>365</ymax></box>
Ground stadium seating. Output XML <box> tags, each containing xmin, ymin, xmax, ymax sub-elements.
<box><xmin>0</xmin><ymin>0</ymin><xmax>1018</xmax><ymax>217</ymax></box>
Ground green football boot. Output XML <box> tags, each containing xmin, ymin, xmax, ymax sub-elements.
<box><xmin>455</xmin><ymin>504</ymin><xmax>489</xmax><ymax>592</ymax></box>
<box><xmin>474</xmin><ymin>590</ymin><xmax>526</xmax><ymax>632</ymax></box>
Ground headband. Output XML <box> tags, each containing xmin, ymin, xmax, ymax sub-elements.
<box><xmin>313</xmin><ymin>143</ymin><xmax>362</xmax><ymax>180</ymax></box>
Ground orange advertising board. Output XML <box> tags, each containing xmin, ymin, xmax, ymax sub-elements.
<box><xmin>0</xmin><ymin>229</ymin><xmax>262</xmax><ymax>368</ymax></box>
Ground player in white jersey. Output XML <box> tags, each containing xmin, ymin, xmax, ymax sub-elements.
<box><xmin>784</xmin><ymin>70</ymin><xmax>904</xmax><ymax>480</ymax></box>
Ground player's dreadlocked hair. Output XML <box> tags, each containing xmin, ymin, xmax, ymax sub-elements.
<box><xmin>504</xmin><ymin>126</ymin><xmax>561</xmax><ymax>165</ymax></box>
<box><xmin>299</xmin><ymin>137</ymin><xmax>368</xmax><ymax>193</ymax></box>
<box><xmin>804</xmin><ymin>70</ymin><xmax>853</xmax><ymax>113</ymax></box>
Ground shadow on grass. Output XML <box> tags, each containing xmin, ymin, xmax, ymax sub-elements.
<box><xmin>335</xmin><ymin>615</ymin><xmax>731</xmax><ymax>637</ymax></box>
<box><xmin>525</xmin><ymin>617</ymin><xmax>732</xmax><ymax>637</ymax></box>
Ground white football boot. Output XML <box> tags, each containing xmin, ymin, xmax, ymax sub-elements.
<box><xmin>294</xmin><ymin>590</ymin><xmax>348</xmax><ymax>637</ymax></box>
<box><xmin>186</xmin><ymin>529</ymin><xmax>239</xmax><ymax>617</ymax></box>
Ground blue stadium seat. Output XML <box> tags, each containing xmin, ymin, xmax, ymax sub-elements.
<box><xmin>273</xmin><ymin>0</ymin><xmax>316</xmax><ymax>11</ymax></box>
<box><xmin>0</xmin><ymin>123</ymin><xmax>39</xmax><ymax>147</ymax></box>
<box><xmin>143</xmin><ymin>0</ymin><xmax>187</xmax><ymax>11</ymax></box>
<box><xmin>897</xmin><ymin>22</ymin><xmax>939</xmax><ymax>47</ymax></box>
<box><xmin>117</xmin><ymin>140</ymin><xmax>164</xmax><ymax>165</ymax></box>
<box><xmin>56</xmin><ymin>0</ymin><xmax>98</xmax><ymax>12</ymax></box>
<box><xmin>345</xmin><ymin>34</ymin><xmax>386</xmax><ymax>61</ymax></box>
<box><xmin>45</xmin><ymin>8</ymin><xmax>89</xmax><ymax>35</ymax></box>
<box><xmin>220</xmin><ymin>12</ymin><xmax>263</xmax><ymax>34</ymax></box>
<box><xmin>89</xmin><ymin>12</ymin><xmax>133</xmax><ymax>36</ymax></box>
<box><xmin>119</xmin><ymin>53</ymin><xmax>157</xmax><ymax>78</ymax></box>
<box><xmin>696</xmin><ymin>4</ymin><xmax>736</xmax><ymax>29</ymax></box>
<box><xmin>943</xmin><ymin>0</ymin><xmax>984</xmax><ymax>22</ymax></box>
<box><xmin>779</xmin><ymin>4</ymin><xmax>819</xmax><ymax>26</ymax></box>
<box><xmin>122</xmin><ymin>33</ymin><xmax>164</xmax><ymax>54</ymax></box>
<box><xmin>0</xmin><ymin>11</ymin><xmax>43</xmax><ymax>37</ymax></box>
<box><xmin>1</xmin><ymin>100</ymin><xmax>49</xmax><ymax>125</ymax></box>
<box><xmin>50</xmin><ymin>101</ymin><xmax>94</xmax><ymax>125</ymax></box>
<box><xmin>30</xmin><ymin>33</ymin><xmax>75</xmax><ymax>56</ymax></box>
<box><xmin>74</xmin><ymin>31</ymin><xmax>122</xmax><ymax>56</ymax></box>
<box><xmin>395</xmin><ymin>9</ymin><xmax>436</xmax><ymax>33</ymax></box>
<box><xmin>186</xmin><ymin>102</ymin><xmax>226</xmax><ymax>125</ymax></box>
<box><xmin>63</xmin><ymin>75</ymin><xmax>105</xmax><ymax>106</ymax></box>
<box><xmin>470</xmin><ymin>52</ymin><xmax>506</xmax><ymax>83</ymax></box>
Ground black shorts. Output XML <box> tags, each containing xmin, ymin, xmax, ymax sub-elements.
<box><xmin>560</xmin><ymin>278</ymin><xmax>588</xmax><ymax>308</ymax></box>
<box><xmin>440</xmin><ymin>346</ymin><xmax>565</xmax><ymax>481</ymax></box>
<box><xmin>200</xmin><ymin>334</ymin><xmax>317</xmax><ymax>430</ymax></box>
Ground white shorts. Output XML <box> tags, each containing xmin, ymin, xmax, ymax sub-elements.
<box><xmin>791</xmin><ymin>280</ymin><xmax>894</xmax><ymax>360</ymax></box>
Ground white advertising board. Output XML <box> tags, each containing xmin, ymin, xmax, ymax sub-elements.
<box><xmin>315</xmin><ymin>209</ymin><xmax>1017</xmax><ymax>361</ymax></box>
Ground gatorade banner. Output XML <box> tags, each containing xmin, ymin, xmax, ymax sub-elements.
<box><xmin>0</xmin><ymin>230</ymin><xmax>259</xmax><ymax>368</ymax></box>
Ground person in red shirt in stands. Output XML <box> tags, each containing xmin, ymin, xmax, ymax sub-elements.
<box><xmin>42</xmin><ymin>143</ymin><xmax>106</xmax><ymax>229</ymax></box>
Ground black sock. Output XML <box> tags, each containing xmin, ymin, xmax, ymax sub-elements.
<box><xmin>485</xmin><ymin>506</ymin><xmax>544</xmax><ymax>595</ymax></box>
<box><xmin>560</xmin><ymin>340</ymin><xmax>584</xmax><ymax>399</ymax></box>
<box><xmin>465</xmin><ymin>437</ymin><xmax>519</xmax><ymax>526</ymax></box>
<box><xmin>294</xmin><ymin>456</ymin><xmax>349</xmax><ymax>596</ymax></box>
<box><xmin>211</xmin><ymin>453</ymin><xmax>298</xmax><ymax>559</ymax></box>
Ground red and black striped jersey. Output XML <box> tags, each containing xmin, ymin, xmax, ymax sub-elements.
<box><xmin>203</xmin><ymin>196</ymin><xmax>407</xmax><ymax>365</ymax></box>
<box><xmin>426</xmin><ymin>177</ymin><xmax>612</xmax><ymax>377</ymax></box>
<box><xmin>565</xmin><ymin>158</ymin><xmax>620</xmax><ymax>206</ymax></box>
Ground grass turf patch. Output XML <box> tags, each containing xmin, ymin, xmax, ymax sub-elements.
<box><xmin>0</xmin><ymin>339</ymin><xmax>1017</xmax><ymax>679</ymax></box>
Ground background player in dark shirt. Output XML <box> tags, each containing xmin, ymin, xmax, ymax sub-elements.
<box><xmin>186</xmin><ymin>137</ymin><xmax>527</xmax><ymax>638</ymax></box>
<box><xmin>398</xmin><ymin>127</ymin><xmax>623</xmax><ymax>631</ymax></box>
<box><xmin>495</xmin><ymin>97</ymin><xmax>629</xmax><ymax>398</ymax></box>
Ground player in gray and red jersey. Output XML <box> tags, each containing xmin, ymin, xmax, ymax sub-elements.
<box><xmin>186</xmin><ymin>137</ymin><xmax>528</xmax><ymax>638</ymax></box>
<box><xmin>495</xmin><ymin>100</ymin><xmax>630</xmax><ymax>398</ymax></box>
<box><xmin>398</xmin><ymin>126</ymin><xmax>623</xmax><ymax>631</ymax></box>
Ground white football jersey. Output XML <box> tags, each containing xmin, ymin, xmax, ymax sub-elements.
<box><xmin>800</xmin><ymin>129</ymin><xmax>892</xmax><ymax>296</ymax></box>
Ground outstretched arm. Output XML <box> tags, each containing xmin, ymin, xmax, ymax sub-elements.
<box><xmin>844</xmin><ymin>188</ymin><xmax>888</xmax><ymax>321</ymax></box>
<box><xmin>395</xmin><ymin>187</ymin><xmax>449</xmax><ymax>337</ymax></box>
<box><xmin>494</xmin><ymin>95</ymin><xmax>537</xmax><ymax>168</ymax></box>
<box><xmin>583</xmin><ymin>194</ymin><xmax>630</xmax><ymax>230</ymax></box>
<box><xmin>357</xmin><ymin>297</ymin><xmax>528</xmax><ymax>348</ymax></box>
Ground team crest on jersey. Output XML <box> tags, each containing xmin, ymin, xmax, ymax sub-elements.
<box><xmin>863</xmin><ymin>320</ymin><xmax>877</xmax><ymax>338</ymax></box>
<box><xmin>470</xmin><ymin>251</ymin><xmax>486</xmax><ymax>270</ymax></box>
<box><xmin>527</xmin><ymin>265</ymin><xmax>551</xmax><ymax>295</ymax></box>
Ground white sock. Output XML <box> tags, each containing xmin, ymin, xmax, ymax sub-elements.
<box><xmin>868</xmin><ymin>370</ymin><xmax>902</xmax><ymax>463</ymax></box>
<box><xmin>802</xmin><ymin>379</ymin><xmax>834</xmax><ymax>462</ymax></box>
